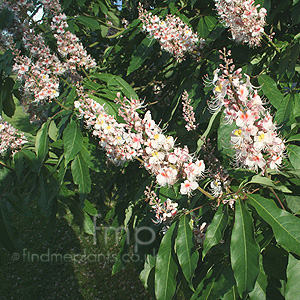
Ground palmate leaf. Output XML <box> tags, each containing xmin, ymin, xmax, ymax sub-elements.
<box><xmin>203</xmin><ymin>204</ymin><xmax>228</xmax><ymax>258</ymax></box>
<box><xmin>230</xmin><ymin>198</ymin><xmax>260</xmax><ymax>298</ymax></box>
<box><xmin>285</xmin><ymin>254</ymin><xmax>300</xmax><ymax>300</ymax></box>
<box><xmin>175</xmin><ymin>215</ymin><xmax>199</xmax><ymax>283</ymax></box>
<box><xmin>247</xmin><ymin>194</ymin><xmax>300</xmax><ymax>256</ymax></box>
<box><xmin>155</xmin><ymin>222</ymin><xmax>178</xmax><ymax>300</ymax></box>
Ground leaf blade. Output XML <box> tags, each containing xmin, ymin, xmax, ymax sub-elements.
<box><xmin>231</xmin><ymin>199</ymin><xmax>260</xmax><ymax>298</ymax></box>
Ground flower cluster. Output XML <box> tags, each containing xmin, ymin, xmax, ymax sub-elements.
<box><xmin>138</xmin><ymin>4</ymin><xmax>204</xmax><ymax>61</ymax></box>
<box><xmin>4</xmin><ymin>0</ymin><xmax>96</xmax><ymax>122</ymax></box>
<box><xmin>206</xmin><ymin>49</ymin><xmax>285</xmax><ymax>173</ymax></box>
<box><xmin>75</xmin><ymin>92</ymin><xmax>205</xmax><ymax>196</ymax></box>
<box><xmin>0</xmin><ymin>119</ymin><xmax>27</xmax><ymax>155</ymax></box>
<box><xmin>214</xmin><ymin>0</ymin><xmax>267</xmax><ymax>47</ymax></box>
<box><xmin>51</xmin><ymin>13</ymin><xmax>97</xmax><ymax>70</ymax></box>
<box><xmin>182</xmin><ymin>90</ymin><xmax>198</xmax><ymax>131</ymax></box>
<box><xmin>145</xmin><ymin>186</ymin><xmax>178</xmax><ymax>231</ymax></box>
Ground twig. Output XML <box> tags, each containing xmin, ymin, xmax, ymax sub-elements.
<box><xmin>0</xmin><ymin>161</ymin><xmax>15</xmax><ymax>171</ymax></box>
<box><xmin>269</xmin><ymin>187</ymin><xmax>286</xmax><ymax>210</ymax></box>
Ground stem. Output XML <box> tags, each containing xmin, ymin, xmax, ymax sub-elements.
<box><xmin>197</xmin><ymin>186</ymin><xmax>215</xmax><ymax>200</ymax></box>
<box><xmin>269</xmin><ymin>187</ymin><xmax>286</xmax><ymax>210</ymax></box>
<box><xmin>81</xmin><ymin>67</ymin><xmax>92</xmax><ymax>82</ymax></box>
<box><xmin>185</xmin><ymin>202</ymin><xmax>213</xmax><ymax>215</ymax></box>
<box><xmin>262</xmin><ymin>32</ymin><xmax>280</xmax><ymax>53</ymax></box>
<box><xmin>134</xmin><ymin>156</ymin><xmax>145</xmax><ymax>164</ymax></box>
<box><xmin>52</xmin><ymin>98</ymin><xmax>70</xmax><ymax>110</ymax></box>
<box><xmin>0</xmin><ymin>161</ymin><xmax>15</xmax><ymax>171</ymax></box>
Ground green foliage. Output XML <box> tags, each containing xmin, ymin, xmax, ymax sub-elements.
<box><xmin>1</xmin><ymin>0</ymin><xmax>300</xmax><ymax>299</ymax></box>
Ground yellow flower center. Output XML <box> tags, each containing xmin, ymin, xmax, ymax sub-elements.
<box><xmin>234</xmin><ymin>129</ymin><xmax>242</xmax><ymax>136</ymax></box>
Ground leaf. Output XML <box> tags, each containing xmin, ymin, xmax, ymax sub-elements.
<box><xmin>248</xmin><ymin>256</ymin><xmax>268</xmax><ymax>300</ymax></box>
<box><xmin>287</xmin><ymin>145</ymin><xmax>300</xmax><ymax>170</ymax></box>
<box><xmin>203</xmin><ymin>204</ymin><xmax>228</xmax><ymax>258</ymax></box>
<box><xmin>71</xmin><ymin>153</ymin><xmax>91</xmax><ymax>203</ymax></box>
<box><xmin>285</xmin><ymin>195</ymin><xmax>300</xmax><ymax>214</ymax></box>
<box><xmin>275</xmin><ymin>94</ymin><xmax>294</xmax><ymax>124</ymax></box>
<box><xmin>155</xmin><ymin>222</ymin><xmax>178</xmax><ymax>300</ymax></box>
<box><xmin>35</xmin><ymin>121</ymin><xmax>49</xmax><ymax>167</ymax></box>
<box><xmin>231</xmin><ymin>199</ymin><xmax>260</xmax><ymax>298</ymax></box>
<box><xmin>287</xmin><ymin>133</ymin><xmax>300</xmax><ymax>142</ymax></box>
<box><xmin>247</xmin><ymin>194</ymin><xmax>300</xmax><ymax>255</ymax></box>
<box><xmin>175</xmin><ymin>215</ymin><xmax>199</xmax><ymax>283</ymax></box>
<box><xmin>191</xmin><ymin>264</ymin><xmax>236</xmax><ymax>300</ymax></box>
<box><xmin>0</xmin><ymin>198</ymin><xmax>23</xmax><ymax>253</ymax></box>
<box><xmin>285</xmin><ymin>254</ymin><xmax>300</xmax><ymax>300</ymax></box>
<box><xmin>197</xmin><ymin>111</ymin><xmax>221</xmax><ymax>152</ymax></box>
<box><xmin>1</xmin><ymin>77</ymin><xmax>15</xmax><ymax>117</ymax></box>
<box><xmin>218</xmin><ymin>111</ymin><xmax>237</xmax><ymax>158</ymax></box>
<box><xmin>92</xmin><ymin>73</ymin><xmax>138</xmax><ymax>99</ymax></box>
<box><xmin>83</xmin><ymin>211</ymin><xmax>95</xmax><ymax>235</ymax></box>
<box><xmin>247</xmin><ymin>175</ymin><xmax>291</xmax><ymax>193</ymax></box>
<box><xmin>63</xmin><ymin>120</ymin><xmax>83</xmax><ymax>165</ymax></box>
<box><xmin>83</xmin><ymin>199</ymin><xmax>98</xmax><ymax>216</ymax></box>
<box><xmin>76</xmin><ymin>15</ymin><xmax>100</xmax><ymax>30</ymax></box>
<box><xmin>48</xmin><ymin>120</ymin><xmax>58</xmax><ymax>141</ymax></box>
<box><xmin>197</xmin><ymin>17</ymin><xmax>209</xmax><ymax>38</ymax></box>
<box><xmin>204</xmin><ymin>16</ymin><xmax>218</xmax><ymax>31</ymax></box>
<box><xmin>127</xmin><ymin>37</ymin><xmax>155</xmax><ymax>75</ymax></box>
<box><xmin>140</xmin><ymin>254</ymin><xmax>156</xmax><ymax>289</ymax></box>
<box><xmin>258</xmin><ymin>75</ymin><xmax>283</xmax><ymax>110</ymax></box>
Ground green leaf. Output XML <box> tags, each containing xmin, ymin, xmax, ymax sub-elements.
<box><xmin>204</xmin><ymin>16</ymin><xmax>217</xmax><ymax>31</ymax></box>
<box><xmin>83</xmin><ymin>211</ymin><xmax>95</xmax><ymax>235</ymax></box>
<box><xmin>71</xmin><ymin>153</ymin><xmax>91</xmax><ymax>203</ymax></box>
<box><xmin>285</xmin><ymin>254</ymin><xmax>300</xmax><ymax>300</ymax></box>
<box><xmin>248</xmin><ymin>256</ymin><xmax>267</xmax><ymax>300</ymax></box>
<box><xmin>287</xmin><ymin>145</ymin><xmax>300</xmax><ymax>170</ymax></box>
<box><xmin>203</xmin><ymin>204</ymin><xmax>228</xmax><ymax>258</ymax></box>
<box><xmin>222</xmin><ymin>286</ymin><xmax>240</xmax><ymax>300</ymax></box>
<box><xmin>191</xmin><ymin>264</ymin><xmax>236</xmax><ymax>300</ymax></box>
<box><xmin>48</xmin><ymin>120</ymin><xmax>58</xmax><ymax>141</ymax></box>
<box><xmin>155</xmin><ymin>222</ymin><xmax>178</xmax><ymax>300</ymax></box>
<box><xmin>285</xmin><ymin>195</ymin><xmax>300</xmax><ymax>214</ymax></box>
<box><xmin>258</xmin><ymin>75</ymin><xmax>283</xmax><ymax>110</ymax></box>
<box><xmin>35</xmin><ymin>121</ymin><xmax>49</xmax><ymax>166</ymax></box>
<box><xmin>76</xmin><ymin>15</ymin><xmax>100</xmax><ymax>30</ymax></box>
<box><xmin>197</xmin><ymin>111</ymin><xmax>221</xmax><ymax>152</ymax></box>
<box><xmin>63</xmin><ymin>120</ymin><xmax>83</xmax><ymax>165</ymax></box>
<box><xmin>247</xmin><ymin>194</ymin><xmax>300</xmax><ymax>255</ymax></box>
<box><xmin>83</xmin><ymin>199</ymin><xmax>98</xmax><ymax>216</ymax></box>
<box><xmin>218</xmin><ymin>111</ymin><xmax>237</xmax><ymax>158</ymax></box>
<box><xmin>0</xmin><ymin>199</ymin><xmax>23</xmax><ymax>253</ymax></box>
<box><xmin>1</xmin><ymin>77</ymin><xmax>15</xmax><ymax>117</ymax></box>
<box><xmin>275</xmin><ymin>94</ymin><xmax>294</xmax><ymax>124</ymax></box>
<box><xmin>127</xmin><ymin>37</ymin><xmax>155</xmax><ymax>75</ymax></box>
<box><xmin>287</xmin><ymin>133</ymin><xmax>300</xmax><ymax>142</ymax></box>
<box><xmin>175</xmin><ymin>215</ymin><xmax>199</xmax><ymax>283</ymax></box>
<box><xmin>140</xmin><ymin>254</ymin><xmax>156</xmax><ymax>289</ymax></box>
<box><xmin>231</xmin><ymin>199</ymin><xmax>260</xmax><ymax>298</ymax></box>
<box><xmin>92</xmin><ymin>73</ymin><xmax>138</xmax><ymax>99</ymax></box>
<box><xmin>197</xmin><ymin>17</ymin><xmax>209</xmax><ymax>38</ymax></box>
<box><xmin>247</xmin><ymin>175</ymin><xmax>291</xmax><ymax>193</ymax></box>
